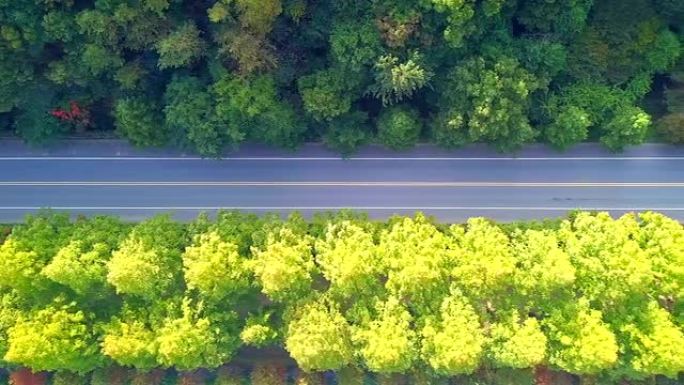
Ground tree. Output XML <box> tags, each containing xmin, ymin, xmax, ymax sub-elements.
<box><xmin>378</xmin><ymin>215</ymin><xmax>454</xmax><ymax>312</ymax></box>
<box><xmin>600</xmin><ymin>105</ymin><xmax>650</xmax><ymax>152</ymax></box>
<box><xmin>419</xmin><ymin>292</ymin><xmax>484</xmax><ymax>375</ymax></box>
<box><xmin>107</xmin><ymin>216</ymin><xmax>185</xmax><ymax>300</ymax></box>
<box><xmin>183</xmin><ymin>231</ymin><xmax>251</xmax><ymax>301</ymax></box>
<box><xmin>487</xmin><ymin>311</ymin><xmax>547</xmax><ymax>369</ymax></box>
<box><xmin>5</xmin><ymin>301</ymin><xmax>102</xmax><ymax>372</ymax></box>
<box><xmin>352</xmin><ymin>296</ymin><xmax>418</xmax><ymax>373</ymax></box>
<box><xmin>330</xmin><ymin>20</ymin><xmax>382</xmax><ymax>72</ymax></box>
<box><xmin>557</xmin><ymin>212</ymin><xmax>653</xmax><ymax>307</ymax></box>
<box><xmin>449</xmin><ymin>218</ymin><xmax>516</xmax><ymax>302</ymax></box>
<box><xmin>368</xmin><ymin>54</ymin><xmax>432</xmax><ymax>105</ymax></box>
<box><xmin>543</xmin><ymin>105</ymin><xmax>591</xmax><ymax>150</ymax></box>
<box><xmin>284</xmin><ymin>297</ymin><xmax>354</xmax><ymax>371</ymax></box>
<box><xmin>164</xmin><ymin>76</ymin><xmax>226</xmax><ymax>157</ymax></box>
<box><xmin>114</xmin><ymin>97</ymin><xmax>168</xmax><ymax>147</ymax></box>
<box><xmin>156</xmin><ymin>23</ymin><xmax>206</xmax><ymax>69</ymax></box>
<box><xmin>376</xmin><ymin>106</ymin><xmax>422</xmax><ymax>150</ymax></box>
<box><xmin>0</xmin><ymin>292</ymin><xmax>19</xmax><ymax>366</ymax></box>
<box><xmin>213</xmin><ymin>74</ymin><xmax>302</xmax><ymax>148</ymax></box>
<box><xmin>42</xmin><ymin>216</ymin><xmax>126</xmax><ymax>296</ymax></box>
<box><xmin>314</xmin><ymin>221</ymin><xmax>382</xmax><ymax>299</ymax></box>
<box><xmin>635</xmin><ymin>212</ymin><xmax>684</xmax><ymax>301</ymax></box>
<box><xmin>434</xmin><ymin>57</ymin><xmax>539</xmax><ymax>152</ymax></box>
<box><xmin>323</xmin><ymin>112</ymin><xmax>370</xmax><ymax>156</ymax></box>
<box><xmin>613</xmin><ymin>301</ymin><xmax>684</xmax><ymax>378</ymax></box>
<box><xmin>156</xmin><ymin>299</ymin><xmax>239</xmax><ymax>370</ymax></box>
<box><xmin>298</xmin><ymin>67</ymin><xmax>358</xmax><ymax>121</ymax></box>
<box><xmin>544</xmin><ymin>300</ymin><xmax>618</xmax><ymax>375</ymax></box>
<box><xmin>249</xmin><ymin>227</ymin><xmax>315</xmax><ymax>302</ymax></box>
<box><xmin>0</xmin><ymin>213</ymin><xmax>72</xmax><ymax>296</ymax></box>
<box><xmin>102</xmin><ymin>301</ymin><xmax>164</xmax><ymax>369</ymax></box>
<box><xmin>240</xmin><ymin>313</ymin><xmax>279</xmax><ymax>347</ymax></box>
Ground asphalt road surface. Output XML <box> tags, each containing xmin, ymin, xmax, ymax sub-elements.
<box><xmin>0</xmin><ymin>140</ymin><xmax>683</xmax><ymax>222</ymax></box>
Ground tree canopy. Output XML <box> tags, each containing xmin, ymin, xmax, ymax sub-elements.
<box><xmin>0</xmin><ymin>0</ymin><xmax>681</xmax><ymax>155</ymax></box>
<box><xmin>0</xmin><ymin>210</ymin><xmax>682</xmax><ymax>383</ymax></box>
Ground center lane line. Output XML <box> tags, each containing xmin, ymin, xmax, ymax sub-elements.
<box><xmin>0</xmin><ymin>182</ymin><xmax>683</xmax><ymax>187</ymax></box>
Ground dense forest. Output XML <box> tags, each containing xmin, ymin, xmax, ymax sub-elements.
<box><xmin>0</xmin><ymin>211</ymin><xmax>683</xmax><ymax>385</ymax></box>
<box><xmin>0</xmin><ymin>0</ymin><xmax>683</xmax><ymax>155</ymax></box>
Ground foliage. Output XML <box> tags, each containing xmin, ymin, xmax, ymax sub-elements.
<box><xmin>376</xmin><ymin>106</ymin><xmax>422</xmax><ymax>150</ymax></box>
<box><xmin>5</xmin><ymin>301</ymin><xmax>102</xmax><ymax>372</ymax></box>
<box><xmin>156</xmin><ymin>23</ymin><xmax>206</xmax><ymax>70</ymax></box>
<box><xmin>284</xmin><ymin>297</ymin><xmax>354</xmax><ymax>371</ymax></box>
<box><xmin>434</xmin><ymin>57</ymin><xmax>539</xmax><ymax>152</ymax></box>
<box><xmin>183</xmin><ymin>231</ymin><xmax>251</xmax><ymax>301</ymax></box>
<box><xmin>420</xmin><ymin>292</ymin><xmax>484</xmax><ymax>375</ymax></box>
<box><xmin>107</xmin><ymin>216</ymin><xmax>185</xmax><ymax>300</ymax></box>
<box><xmin>156</xmin><ymin>299</ymin><xmax>239</xmax><ymax>370</ymax></box>
<box><xmin>0</xmin><ymin>0</ymin><xmax>681</xmax><ymax>151</ymax></box>
<box><xmin>0</xmin><ymin>210</ymin><xmax>683</xmax><ymax>379</ymax></box>
<box><xmin>323</xmin><ymin>112</ymin><xmax>370</xmax><ymax>156</ymax></box>
<box><xmin>114</xmin><ymin>97</ymin><xmax>168</xmax><ymax>148</ymax></box>
<box><xmin>353</xmin><ymin>296</ymin><xmax>418</xmax><ymax>373</ymax></box>
<box><xmin>163</xmin><ymin>76</ymin><xmax>225</xmax><ymax>157</ymax></box>
<box><xmin>249</xmin><ymin>227</ymin><xmax>315</xmax><ymax>302</ymax></box>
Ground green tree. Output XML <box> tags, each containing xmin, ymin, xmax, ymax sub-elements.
<box><xmin>284</xmin><ymin>297</ymin><xmax>354</xmax><ymax>371</ymax></box>
<box><xmin>107</xmin><ymin>216</ymin><xmax>185</xmax><ymax>300</ymax></box>
<box><xmin>419</xmin><ymin>291</ymin><xmax>484</xmax><ymax>375</ymax></box>
<box><xmin>5</xmin><ymin>301</ymin><xmax>102</xmax><ymax>372</ymax></box>
<box><xmin>544</xmin><ymin>300</ymin><xmax>618</xmax><ymax>374</ymax></box>
<box><xmin>376</xmin><ymin>106</ymin><xmax>422</xmax><ymax>150</ymax></box>
<box><xmin>434</xmin><ymin>57</ymin><xmax>539</xmax><ymax>152</ymax></box>
<box><xmin>298</xmin><ymin>67</ymin><xmax>358</xmax><ymax>121</ymax></box>
<box><xmin>323</xmin><ymin>112</ymin><xmax>370</xmax><ymax>156</ymax></box>
<box><xmin>213</xmin><ymin>74</ymin><xmax>302</xmax><ymax>148</ymax></box>
<box><xmin>183</xmin><ymin>231</ymin><xmax>251</xmax><ymax>301</ymax></box>
<box><xmin>368</xmin><ymin>54</ymin><xmax>432</xmax><ymax>105</ymax></box>
<box><xmin>115</xmin><ymin>97</ymin><xmax>168</xmax><ymax>147</ymax></box>
<box><xmin>156</xmin><ymin>23</ymin><xmax>206</xmax><ymax>69</ymax></box>
<box><xmin>600</xmin><ymin>105</ymin><xmax>651</xmax><ymax>152</ymax></box>
<box><xmin>156</xmin><ymin>299</ymin><xmax>239</xmax><ymax>370</ymax></box>
<box><xmin>543</xmin><ymin>105</ymin><xmax>591</xmax><ymax>150</ymax></box>
<box><xmin>487</xmin><ymin>311</ymin><xmax>547</xmax><ymax>369</ymax></box>
<box><xmin>42</xmin><ymin>216</ymin><xmax>126</xmax><ymax>296</ymax></box>
<box><xmin>330</xmin><ymin>20</ymin><xmax>382</xmax><ymax>72</ymax></box>
<box><xmin>249</xmin><ymin>227</ymin><xmax>315</xmax><ymax>302</ymax></box>
<box><xmin>352</xmin><ymin>296</ymin><xmax>418</xmax><ymax>373</ymax></box>
<box><xmin>164</xmin><ymin>76</ymin><xmax>226</xmax><ymax>157</ymax></box>
<box><xmin>315</xmin><ymin>221</ymin><xmax>382</xmax><ymax>299</ymax></box>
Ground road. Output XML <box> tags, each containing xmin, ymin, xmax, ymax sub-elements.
<box><xmin>0</xmin><ymin>140</ymin><xmax>683</xmax><ymax>222</ymax></box>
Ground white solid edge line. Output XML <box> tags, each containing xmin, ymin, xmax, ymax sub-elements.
<box><xmin>0</xmin><ymin>156</ymin><xmax>684</xmax><ymax>161</ymax></box>
<box><xmin>0</xmin><ymin>206</ymin><xmax>683</xmax><ymax>211</ymax></box>
<box><xmin>1</xmin><ymin>182</ymin><xmax>684</xmax><ymax>187</ymax></box>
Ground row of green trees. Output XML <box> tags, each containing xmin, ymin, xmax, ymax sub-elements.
<box><xmin>0</xmin><ymin>0</ymin><xmax>683</xmax><ymax>155</ymax></box>
<box><xmin>0</xmin><ymin>210</ymin><xmax>683</xmax><ymax>384</ymax></box>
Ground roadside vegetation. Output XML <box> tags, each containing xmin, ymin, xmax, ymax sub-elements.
<box><xmin>0</xmin><ymin>210</ymin><xmax>683</xmax><ymax>385</ymax></box>
<box><xmin>0</xmin><ymin>0</ymin><xmax>683</xmax><ymax>156</ymax></box>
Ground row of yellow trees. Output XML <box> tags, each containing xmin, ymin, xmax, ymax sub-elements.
<box><xmin>0</xmin><ymin>211</ymin><xmax>683</xmax><ymax>385</ymax></box>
